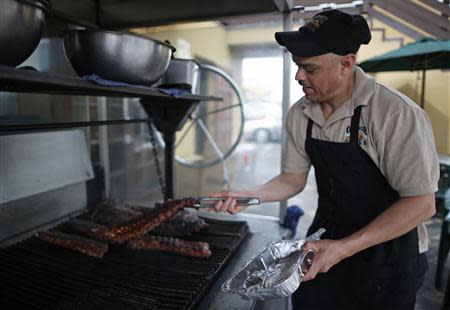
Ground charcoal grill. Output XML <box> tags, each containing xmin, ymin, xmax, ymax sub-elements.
<box><xmin>0</xmin><ymin>217</ymin><xmax>249</xmax><ymax>310</ymax></box>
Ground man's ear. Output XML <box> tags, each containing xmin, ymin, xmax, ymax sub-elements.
<box><xmin>341</xmin><ymin>54</ymin><xmax>356</xmax><ymax>72</ymax></box>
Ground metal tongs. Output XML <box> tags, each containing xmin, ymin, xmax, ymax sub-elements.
<box><xmin>191</xmin><ymin>197</ymin><xmax>260</xmax><ymax>209</ymax></box>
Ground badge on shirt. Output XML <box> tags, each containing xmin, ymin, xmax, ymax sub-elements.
<box><xmin>344</xmin><ymin>126</ymin><xmax>368</xmax><ymax>145</ymax></box>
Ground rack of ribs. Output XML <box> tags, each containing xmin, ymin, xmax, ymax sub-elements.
<box><xmin>36</xmin><ymin>231</ymin><xmax>109</xmax><ymax>258</ymax></box>
<box><xmin>91</xmin><ymin>199</ymin><xmax>145</xmax><ymax>226</ymax></box>
<box><xmin>91</xmin><ymin>197</ymin><xmax>197</xmax><ymax>244</ymax></box>
<box><xmin>128</xmin><ymin>235</ymin><xmax>211</xmax><ymax>258</ymax></box>
<box><xmin>58</xmin><ymin>218</ymin><xmax>107</xmax><ymax>239</ymax></box>
<box><xmin>153</xmin><ymin>210</ymin><xmax>209</xmax><ymax>237</ymax></box>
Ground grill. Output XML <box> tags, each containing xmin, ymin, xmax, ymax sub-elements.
<box><xmin>0</xmin><ymin>217</ymin><xmax>249</xmax><ymax>310</ymax></box>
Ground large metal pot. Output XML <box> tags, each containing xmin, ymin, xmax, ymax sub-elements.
<box><xmin>63</xmin><ymin>30</ymin><xmax>175</xmax><ymax>86</ymax></box>
<box><xmin>0</xmin><ymin>0</ymin><xmax>49</xmax><ymax>67</ymax></box>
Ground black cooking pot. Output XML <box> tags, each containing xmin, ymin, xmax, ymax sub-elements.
<box><xmin>0</xmin><ymin>0</ymin><xmax>49</xmax><ymax>67</ymax></box>
<box><xmin>163</xmin><ymin>58</ymin><xmax>200</xmax><ymax>92</ymax></box>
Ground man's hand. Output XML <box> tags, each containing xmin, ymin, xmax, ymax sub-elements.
<box><xmin>207</xmin><ymin>172</ymin><xmax>308</xmax><ymax>214</ymax></box>
<box><xmin>209</xmin><ymin>191</ymin><xmax>253</xmax><ymax>214</ymax></box>
<box><xmin>302</xmin><ymin>239</ymin><xmax>349</xmax><ymax>281</ymax></box>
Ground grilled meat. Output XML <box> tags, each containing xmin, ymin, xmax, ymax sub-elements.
<box><xmin>58</xmin><ymin>218</ymin><xmax>107</xmax><ymax>240</ymax></box>
<box><xmin>153</xmin><ymin>210</ymin><xmax>208</xmax><ymax>237</ymax></box>
<box><xmin>91</xmin><ymin>198</ymin><xmax>197</xmax><ymax>244</ymax></box>
<box><xmin>91</xmin><ymin>199</ymin><xmax>145</xmax><ymax>226</ymax></box>
<box><xmin>128</xmin><ymin>235</ymin><xmax>211</xmax><ymax>258</ymax></box>
<box><xmin>36</xmin><ymin>231</ymin><xmax>109</xmax><ymax>258</ymax></box>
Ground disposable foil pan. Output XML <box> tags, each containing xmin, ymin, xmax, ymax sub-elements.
<box><xmin>222</xmin><ymin>228</ymin><xmax>325</xmax><ymax>300</ymax></box>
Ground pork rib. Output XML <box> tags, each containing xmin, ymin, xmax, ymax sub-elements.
<box><xmin>128</xmin><ymin>235</ymin><xmax>211</xmax><ymax>258</ymax></box>
<box><xmin>91</xmin><ymin>198</ymin><xmax>197</xmax><ymax>244</ymax></box>
<box><xmin>58</xmin><ymin>218</ymin><xmax>107</xmax><ymax>240</ymax></box>
<box><xmin>153</xmin><ymin>210</ymin><xmax>209</xmax><ymax>237</ymax></box>
<box><xmin>91</xmin><ymin>199</ymin><xmax>145</xmax><ymax>226</ymax></box>
<box><xmin>36</xmin><ymin>231</ymin><xmax>109</xmax><ymax>258</ymax></box>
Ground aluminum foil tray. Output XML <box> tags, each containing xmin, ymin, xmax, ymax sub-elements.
<box><xmin>222</xmin><ymin>228</ymin><xmax>325</xmax><ymax>300</ymax></box>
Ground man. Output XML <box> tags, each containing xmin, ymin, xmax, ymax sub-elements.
<box><xmin>211</xmin><ymin>9</ymin><xmax>439</xmax><ymax>309</ymax></box>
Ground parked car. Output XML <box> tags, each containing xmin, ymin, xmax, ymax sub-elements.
<box><xmin>243</xmin><ymin>117</ymin><xmax>282</xmax><ymax>143</ymax></box>
<box><xmin>242</xmin><ymin>103</ymin><xmax>282</xmax><ymax>143</ymax></box>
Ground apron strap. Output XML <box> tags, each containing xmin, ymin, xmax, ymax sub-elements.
<box><xmin>307</xmin><ymin>117</ymin><xmax>314</xmax><ymax>139</ymax></box>
<box><xmin>350</xmin><ymin>105</ymin><xmax>363</xmax><ymax>144</ymax></box>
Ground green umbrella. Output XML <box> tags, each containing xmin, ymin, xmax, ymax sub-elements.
<box><xmin>358</xmin><ymin>38</ymin><xmax>450</xmax><ymax>108</ymax></box>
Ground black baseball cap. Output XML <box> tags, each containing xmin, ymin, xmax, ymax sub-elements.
<box><xmin>275</xmin><ymin>9</ymin><xmax>371</xmax><ymax>57</ymax></box>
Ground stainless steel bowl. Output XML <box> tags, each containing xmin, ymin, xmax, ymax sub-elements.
<box><xmin>0</xmin><ymin>0</ymin><xmax>48</xmax><ymax>67</ymax></box>
<box><xmin>63</xmin><ymin>30</ymin><xmax>175</xmax><ymax>86</ymax></box>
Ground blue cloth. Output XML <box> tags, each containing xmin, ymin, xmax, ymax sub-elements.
<box><xmin>83</xmin><ymin>74</ymin><xmax>189</xmax><ymax>98</ymax></box>
<box><xmin>282</xmin><ymin>205</ymin><xmax>304</xmax><ymax>238</ymax></box>
<box><xmin>158</xmin><ymin>87</ymin><xmax>189</xmax><ymax>98</ymax></box>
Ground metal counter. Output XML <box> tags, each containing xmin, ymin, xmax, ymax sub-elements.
<box><xmin>197</xmin><ymin>212</ymin><xmax>290</xmax><ymax>310</ymax></box>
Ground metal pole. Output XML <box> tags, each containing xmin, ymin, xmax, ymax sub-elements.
<box><xmin>97</xmin><ymin>97</ymin><xmax>111</xmax><ymax>198</ymax></box>
<box><xmin>279</xmin><ymin>10</ymin><xmax>293</xmax><ymax>222</ymax></box>
<box><xmin>163</xmin><ymin>130</ymin><xmax>175</xmax><ymax>200</ymax></box>
<box><xmin>420</xmin><ymin>69</ymin><xmax>426</xmax><ymax>109</ymax></box>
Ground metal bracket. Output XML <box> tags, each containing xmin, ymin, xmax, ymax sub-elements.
<box><xmin>140</xmin><ymin>98</ymin><xmax>200</xmax><ymax>200</ymax></box>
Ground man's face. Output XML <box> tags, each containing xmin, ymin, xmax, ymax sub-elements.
<box><xmin>292</xmin><ymin>53</ymin><xmax>344</xmax><ymax>102</ymax></box>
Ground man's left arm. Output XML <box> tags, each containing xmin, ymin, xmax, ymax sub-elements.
<box><xmin>303</xmin><ymin>193</ymin><xmax>435</xmax><ymax>281</ymax></box>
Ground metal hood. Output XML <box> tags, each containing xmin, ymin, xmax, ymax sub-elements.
<box><xmin>49</xmin><ymin>0</ymin><xmax>292</xmax><ymax>30</ymax></box>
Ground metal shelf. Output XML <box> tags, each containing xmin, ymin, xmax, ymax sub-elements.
<box><xmin>0</xmin><ymin>118</ymin><xmax>151</xmax><ymax>135</ymax></box>
<box><xmin>0</xmin><ymin>64</ymin><xmax>222</xmax><ymax>200</ymax></box>
<box><xmin>0</xmin><ymin>65</ymin><xmax>220</xmax><ymax>103</ymax></box>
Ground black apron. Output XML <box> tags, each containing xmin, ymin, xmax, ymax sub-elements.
<box><xmin>292</xmin><ymin>105</ymin><xmax>427</xmax><ymax>310</ymax></box>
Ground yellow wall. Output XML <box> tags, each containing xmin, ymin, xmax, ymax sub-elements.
<box><xmin>227</xmin><ymin>25</ymin><xmax>282</xmax><ymax>45</ymax></box>
<box><xmin>134</xmin><ymin>22</ymin><xmax>232</xmax><ymax>69</ymax></box>
<box><xmin>358</xmin><ymin>19</ymin><xmax>450</xmax><ymax>154</ymax></box>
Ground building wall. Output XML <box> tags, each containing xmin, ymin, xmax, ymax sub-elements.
<box><xmin>134</xmin><ymin>22</ymin><xmax>232</xmax><ymax>69</ymax></box>
<box><xmin>358</xmin><ymin>19</ymin><xmax>450</xmax><ymax>154</ymax></box>
<box><xmin>226</xmin><ymin>25</ymin><xmax>282</xmax><ymax>45</ymax></box>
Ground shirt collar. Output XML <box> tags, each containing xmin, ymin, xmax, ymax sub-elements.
<box><xmin>300</xmin><ymin>66</ymin><xmax>376</xmax><ymax>127</ymax></box>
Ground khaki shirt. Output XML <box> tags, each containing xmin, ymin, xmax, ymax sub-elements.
<box><xmin>283</xmin><ymin>66</ymin><xmax>439</xmax><ymax>253</ymax></box>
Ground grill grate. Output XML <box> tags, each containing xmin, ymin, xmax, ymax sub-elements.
<box><xmin>0</xmin><ymin>217</ymin><xmax>249</xmax><ymax>310</ymax></box>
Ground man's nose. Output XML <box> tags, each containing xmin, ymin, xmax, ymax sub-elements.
<box><xmin>295</xmin><ymin>67</ymin><xmax>306</xmax><ymax>81</ymax></box>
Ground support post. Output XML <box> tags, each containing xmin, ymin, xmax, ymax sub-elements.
<box><xmin>97</xmin><ymin>97</ymin><xmax>111</xmax><ymax>198</ymax></box>
<box><xmin>163</xmin><ymin>130</ymin><xmax>175</xmax><ymax>201</ymax></box>
<box><xmin>279</xmin><ymin>10</ymin><xmax>293</xmax><ymax>222</ymax></box>
<box><xmin>420</xmin><ymin>69</ymin><xmax>426</xmax><ymax>109</ymax></box>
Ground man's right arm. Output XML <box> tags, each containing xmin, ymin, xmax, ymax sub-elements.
<box><xmin>210</xmin><ymin>171</ymin><xmax>308</xmax><ymax>214</ymax></box>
